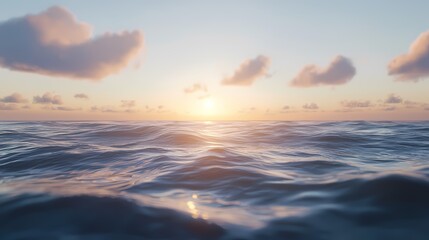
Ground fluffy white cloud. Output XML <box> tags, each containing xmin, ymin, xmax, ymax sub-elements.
<box><xmin>0</xmin><ymin>6</ymin><xmax>143</xmax><ymax>80</ymax></box>
<box><xmin>33</xmin><ymin>92</ymin><xmax>63</xmax><ymax>105</ymax></box>
<box><xmin>222</xmin><ymin>55</ymin><xmax>270</xmax><ymax>86</ymax></box>
<box><xmin>0</xmin><ymin>93</ymin><xmax>28</xmax><ymax>103</ymax></box>
<box><xmin>291</xmin><ymin>56</ymin><xmax>356</xmax><ymax>87</ymax></box>
<box><xmin>388</xmin><ymin>31</ymin><xmax>429</xmax><ymax>81</ymax></box>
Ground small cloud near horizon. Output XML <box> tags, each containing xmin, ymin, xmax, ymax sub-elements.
<box><xmin>44</xmin><ymin>106</ymin><xmax>81</xmax><ymax>111</ymax></box>
<box><xmin>121</xmin><ymin>100</ymin><xmax>136</xmax><ymax>108</ymax></box>
<box><xmin>404</xmin><ymin>101</ymin><xmax>429</xmax><ymax>110</ymax></box>
<box><xmin>341</xmin><ymin>100</ymin><xmax>371</xmax><ymax>108</ymax></box>
<box><xmin>303</xmin><ymin>103</ymin><xmax>319</xmax><ymax>110</ymax></box>
<box><xmin>0</xmin><ymin>6</ymin><xmax>143</xmax><ymax>80</ymax></box>
<box><xmin>33</xmin><ymin>92</ymin><xmax>63</xmax><ymax>105</ymax></box>
<box><xmin>0</xmin><ymin>93</ymin><xmax>28</xmax><ymax>103</ymax></box>
<box><xmin>91</xmin><ymin>106</ymin><xmax>120</xmax><ymax>113</ymax></box>
<box><xmin>184</xmin><ymin>83</ymin><xmax>207</xmax><ymax>94</ymax></box>
<box><xmin>0</xmin><ymin>103</ymin><xmax>19</xmax><ymax>111</ymax></box>
<box><xmin>384</xmin><ymin>94</ymin><xmax>403</xmax><ymax>104</ymax></box>
<box><xmin>388</xmin><ymin>30</ymin><xmax>429</xmax><ymax>81</ymax></box>
<box><xmin>74</xmin><ymin>93</ymin><xmax>89</xmax><ymax>100</ymax></box>
<box><xmin>222</xmin><ymin>55</ymin><xmax>270</xmax><ymax>86</ymax></box>
<box><xmin>291</xmin><ymin>55</ymin><xmax>356</xmax><ymax>87</ymax></box>
<box><xmin>383</xmin><ymin>106</ymin><xmax>396</xmax><ymax>111</ymax></box>
<box><xmin>144</xmin><ymin>105</ymin><xmax>168</xmax><ymax>113</ymax></box>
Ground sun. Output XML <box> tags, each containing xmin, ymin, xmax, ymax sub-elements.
<box><xmin>202</xmin><ymin>98</ymin><xmax>216</xmax><ymax>115</ymax></box>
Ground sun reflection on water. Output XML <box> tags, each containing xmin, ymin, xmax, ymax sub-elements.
<box><xmin>186</xmin><ymin>195</ymin><xmax>209</xmax><ymax>219</ymax></box>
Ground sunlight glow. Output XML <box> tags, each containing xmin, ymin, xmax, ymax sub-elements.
<box><xmin>202</xmin><ymin>98</ymin><xmax>216</xmax><ymax>115</ymax></box>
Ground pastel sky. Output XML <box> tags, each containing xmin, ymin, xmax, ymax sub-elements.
<box><xmin>1</xmin><ymin>0</ymin><xmax>429</xmax><ymax>120</ymax></box>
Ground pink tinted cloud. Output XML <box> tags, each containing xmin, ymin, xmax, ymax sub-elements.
<box><xmin>44</xmin><ymin>106</ymin><xmax>81</xmax><ymax>111</ymax></box>
<box><xmin>291</xmin><ymin>55</ymin><xmax>356</xmax><ymax>87</ymax></box>
<box><xmin>33</xmin><ymin>92</ymin><xmax>63</xmax><ymax>105</ymax></box>
<box><xmin>0</xmin><ymin>103</ymin><xmax>19</xmax><ymax>110</ymax></box>
<box><xmin>341</xmin><ymin>100</ymin><xmax>371</xmax><ymax>108</ymax></box>
<box><xmin>184</xmin><ymin>83</ymin><xmax>207</xmax><ymax>94</ymax></box>
<box><xmin>0</xmin><ymin>93</ymin><xmax>28</xmax><ymax>103</ymax></box>
<box><xmin>0</xmin><ymin>6</ymin><xmax>143</xmax><ymax>80</ymax></box>
<box><xmin>303</xmin><ymin>103</ymin><xmax>319</xmax><ymax>110</ymax></box>
<box><xmin>74</xmin><ymin>93</ymin><xmax>89</xmax><ymax>99</ymax></box>
<box><xmin>384</xmin><ymin>94</ymin><xmax>403</xmax><ymax>104</ymax></box>
<box><xmin>121</xmin><ymin>100</ymin><xmax>136</xmax><ymax>108</ymax></box>
<box><xmin>388</xmin><ymin>31</ymin><xmax>429</xmax><ymax>81</ymax></box>
<box><xmin>222</xmin><ymin>55</ymin><xmax>270</xmax><ymax>86</ymax></box>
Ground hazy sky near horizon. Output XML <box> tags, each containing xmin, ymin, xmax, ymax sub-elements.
<box><xmin>1</xmin><ymin>0</ymin><xmax>429</xmax><ymax>120</ymax></box>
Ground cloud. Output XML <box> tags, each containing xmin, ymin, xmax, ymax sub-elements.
<box><xmin>0</xmin><ymin>93</ymin><xmax>28</xmax><ymax>103</ymax></box>
<box><xmin>222</xmin><ymin>55</ymin><xmax>270</xmax><ymax>86</ymax></box>
<box><xmin>404</xmin><ymin>100</ymin><xmax>419</xmax><ymax>106</ymax></box>
<box><xmin>0</xmin><ymin>103</ymin><xmax>19</xmax><ymax>110</ymax></box>
<box><xmin>403</xmin><ymin>100</ymin><xmax>424</xmax><ymax>109</ymax></box>
<box><xmin>184</xmin><ymin>83</ymin><xmax>207</xmax><ymax>94</ymax></box>
<box><xmin>55</xmin><ymin>106</ymin><xmax>80</xmax><ymax>111</ymax></box>
<box><xmin>121</xmin><ymin>100</ymin><xmax>136</xmax><ymax>108</ymax></box>
<box><xmin>74</xmin><ymin>93</ymin><xmax>89</xmax><ymax>99</ymax></box>
<box><xmin>91</xmin><ymin>106</ymin><xmax>118</xmax><ymax>113</ymax></box>
<box><xmin>144</xmin><ymin>105</ymin><xmax>168</xmax><ymax>114</ymax></box>
<box><xmin>388</xmin><ymin>31</ymin><xmax>429</xmax><ymax>81</ymax></box>
<box><xmin>384</xmin><ymin>94</ymin><xmax>403</xmax><ymax>104</ymax></box>
<box><xmin>44</xmin><ymin>106</ymin><xmax>80</xmax><ymax>111</ymax></box>
<box><xmin>283</xmin><ymin>105</ymin><xmax>290</xmax><ymax>110</ymax></box>
<box><xmin>33</xmin><ymin>92</ymin><xmax>63</xmax><ymax>105</ymax></box>
<box><xmin>303</xmin><ymin>103</ymin><xmax>319</xmax><ymax>110</ymax></box>
<box><xmin>291</xmin><ymin>55</ymin><xmax>356</xmax><ymax>87</ymax></box>
<box><xmin>0</xmin><ymin>6</ymin><xmax>143</xmax><ymax>80</ymax></box>
<box><xmin>341</xmin><ymin>100</ymin><xmax>371</xmax><ymax>108</ymax></box>
<box><xmin>384</xmin><ymin>106</ymin><xmax>396</xmax><ymax>111</ymax></box>
<box><xmin>91</xmin><ymin>105</ymin><xmax>136</xmax><ymax>113</ymax></box>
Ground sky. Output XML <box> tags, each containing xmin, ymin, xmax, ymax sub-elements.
<box><xmin>1</xmin><ymin>0</ymin><xmax>429</xmax><ymax>121</ymax></box>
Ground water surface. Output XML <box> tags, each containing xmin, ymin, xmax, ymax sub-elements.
<box><xmin>1</xmin><ymin>121</ymin><xmax>429</xmax><ymax>239</ymax></box>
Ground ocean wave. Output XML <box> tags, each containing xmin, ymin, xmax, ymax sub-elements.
<box><xmin>1</xmin><ymin>121</ymin><xmax>429</xmax><ymax>239</ymax></box>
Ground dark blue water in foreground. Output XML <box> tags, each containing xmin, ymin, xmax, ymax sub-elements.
<box><xmin>1</xmin><ymin>121</ymin><xmax>429</xmax><ymax>239</ymax></box>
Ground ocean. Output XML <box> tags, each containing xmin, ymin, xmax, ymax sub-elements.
<box><xmin>0</xmin><ymin>121</ymin><xmax>429</xmax><ymax>239</ymax></box>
